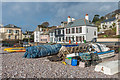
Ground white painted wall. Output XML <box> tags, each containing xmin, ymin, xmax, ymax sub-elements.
<box><xmin>86</xmin><ymin>26</ymin><xmax>97</xmax><ymax>41</ymax></box>
<box><xmin>34</xmin><ymin>31</ymin><xmax>40</xmax><ymax>42</ymax></box>
<box><xmin>49</xmin><ymin>32</ymin><xmax>55</xmax><ymax>43</ymax></box>
<box><xmin>64</xmin><ymin>26</ymin><xmax>87</xmax><ymax>43</ymax></box>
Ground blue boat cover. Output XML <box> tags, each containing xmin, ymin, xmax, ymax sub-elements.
<box><xmin>23</xmin><ymin>44</ymin><xmax>62</xmax><ymax>58</ymax></box>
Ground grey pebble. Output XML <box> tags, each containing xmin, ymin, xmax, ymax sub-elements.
<box><xmin>1</xmin><ymin>52</ymin><xmax>119</xmax><ymax>78</ymax></box>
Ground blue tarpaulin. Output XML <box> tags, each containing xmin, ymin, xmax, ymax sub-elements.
<box><xmin>23</xmin><ymin>44</ymin><xmax>62</xmax><ymax>58</ymax></box>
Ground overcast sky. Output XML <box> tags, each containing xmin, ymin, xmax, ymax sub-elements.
<box><xmin>2</xmin><ymin>2</ymin><xmax>118</xmax><ymax>32</ymax></box>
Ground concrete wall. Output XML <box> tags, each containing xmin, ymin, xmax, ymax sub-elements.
<box><xmin>97</xmin><ymin>38</ymin><xmax>120</xmax><ymax>42</ymax></box>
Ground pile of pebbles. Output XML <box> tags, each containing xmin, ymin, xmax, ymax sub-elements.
<box><xmin>1</xmin><ymin>51</ymin><xmax>119</xmax><ymax>78</ymax></box>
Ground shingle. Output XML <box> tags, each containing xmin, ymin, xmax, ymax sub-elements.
<box><xmin>65</xmin><ymin>19</ymin><xmax>96</xmax><ymax>28</ymax></box>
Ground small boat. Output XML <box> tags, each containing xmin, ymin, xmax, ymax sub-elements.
<box><xmin>65</xmin><ymin>43</ymin><xmax>115</xmax><ymax>59</ymax></box>
<box><xmin>4</xmin><ymin>47</ymin><xmax>26</xmax><ymax>52</ymax></box>
<box><xmin>89</xmin><ymin>43</ymin><xmax>115</xmax><ymax>59</ymax></box>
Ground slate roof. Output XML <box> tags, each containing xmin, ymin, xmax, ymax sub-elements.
<box><xmin>3</xmin><ymin>24</ymin><xmax>21</xmax><ymax>28</ymax></box>
<box><xmin>65</xmin><ymin>18</ymin><xmax>96</xmax><ymax>28</ymax></box>
<box><xmin>101</xmin><ymin>17</ymin><xmax>116</xmax><ymax>23</ymax></box>
<box><xmin>34</xmin><ymin>26</ymin><xmax>40</xmax><ymax>31</ymax></box>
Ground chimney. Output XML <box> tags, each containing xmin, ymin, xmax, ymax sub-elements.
<box><xmin>71</xmin><ymin>18</ymin><xmax>75</xmax><ymax>21</ymax></box>
<box><xmin>85</xmin><ymin>14</ymin><xmax>89</xmax><ymax>21</ymax></box>
<box><xmin>68</xmin><ymin>16</ymin><xmax>71</xmax><ymax>23</ymax></box>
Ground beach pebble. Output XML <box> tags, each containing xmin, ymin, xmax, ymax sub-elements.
<box><xmin>1</xmin><ymin>51</ymin><xmax>119</xmax><ymax>78</ymax></box>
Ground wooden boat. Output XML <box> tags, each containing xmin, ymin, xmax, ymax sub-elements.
<box><xmin>4</xmin><ymin>47</ymin><xmax>26</xmax><ymax>52</ymax></box>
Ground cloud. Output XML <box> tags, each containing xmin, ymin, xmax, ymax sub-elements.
<box><xmin>99</xmin><ymin>5</ymin><xmax>111</xmax><ymax>11</ymax></box>
<box><xmin>2</xmin><ymin>2</ymin><xmax>118</xmax><ymax>32</ymax></box>
<box><xmin>2</xmin><ymin>0</ymin><xmax>120</xmax><ymax>2</ymax></box>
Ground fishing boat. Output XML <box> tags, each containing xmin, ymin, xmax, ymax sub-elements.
<box><xmin>89</xmin><ymin>43</ymin><xmax>115</xmax><ymax>59</ymax></box>
<box><xmin>4</xmin><ymin>47</ymin><xmax>26</xmax><ymax>52</ymax></box>
<box><xmin>65</xmin><ymin>43</ymin><xmax>115</xmax><ymax>59</ymax></box>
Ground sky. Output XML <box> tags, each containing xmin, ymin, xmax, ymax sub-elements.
<box><xmin>1</xmin><ymin>2</ymin><xmax>119</xmax><ymax>32</ymax></box>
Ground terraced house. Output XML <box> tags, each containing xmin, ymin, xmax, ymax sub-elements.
<box><xmin>64</xmin><ymin>14</ymin><xmax>97</xmax><ymax>43</ymax></box>
<box><xmin>0</xmin><ymin>24</ymin><xmax>22</xmax><ymax>41</ymax></box>
<box><xmin>49</xmin><ymin>14</ymin><xmax>98</xmax><ymax>43</ymax></box>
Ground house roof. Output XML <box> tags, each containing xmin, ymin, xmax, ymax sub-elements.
<box><xmin>34</xmin><ymin>26</ymin><xmax>40</xmax><ymax>31</ymax></box>
<box><xmin>49</xmin><ymin>29</ymin><xmax>55</xmax><ymax>33</ymax></box>
<box><xmin>101</xmin><ymin>17</ymin><xmax>116</xmax><ymax>23</ymax></box>
<box><xmin>65</xmin><ymin>18</ymin><xmax>96</xmax><ymax>28</ymax></box>
<box><xmin>3</xmin><ymin>24</ymin><xmax>21</xmax><ymax>29</ymax></box>
<box><xmin>41</xmin><ymin>31</ymin><xmax>49</xmax><ymax>35</ymax></box>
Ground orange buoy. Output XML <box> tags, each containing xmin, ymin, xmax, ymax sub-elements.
<box><xmin>69</xmin><ymin>40</ymin><xmax>71</xmax><ymax>44</ymax></box>
<box><xmin>76</xmin><ymin>42</ymin><xmax>78</xmax><ymax>45</ymax></box>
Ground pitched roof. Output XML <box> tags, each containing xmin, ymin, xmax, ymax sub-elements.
<box><xmin>41</xmin><ymin>31</ymin><xmax>49</xmax><ymax>35</ymax></box>
<box><xmin>34</xmin><ymin>26</ymin><xmax>40</xmax><ymax>31</ymax></box>
<box><xmin>3</xmin><ymin>24</ymin><xmax>21</xmax><ymax>28</ymax></box>
<box><xmin>65</xmin><ymin>18</ymin><xmax>96</xmax><ymax>28</ymax></box>
<box><xmin>101</xmin><ymin>17</ymin><xmax>116</xmax><ymax>23</ymax></box>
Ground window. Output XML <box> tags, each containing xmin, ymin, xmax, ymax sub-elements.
<box><xmin>79</xmin><ymin>36</ymin><xmax>82</xmax><ymax>42</ymax></box>
<box><xmin>72</xmin><ymin>36</ymin><xmax>74</xmax><ymax>42</ymax></box>
<box><xmin>76</xmin><ymin>28</ymin><xmax>78</xmax><ymax>33</ymax></box>
<box><xmin>41</xmin><ymin>39</ymin><xmax>47</xmax><ymax>41</ymax></box>
<box><xmin>7</xmin><ymin>30</ymin><xmax>12</xmax><ymax>33</ymax></box>
<box><xmin>36</xmin><ymin>35</ymin><xmax>38</xmax><ymax>38</ymax></box>
<box><xmin>66</xmin><ymin>29</ymin><xmax>70</xmax><ymax>34</ymax></box>
<box><xmin>94</xmin><ymin>31</ymin><xmax>96</xmax><ymax>36</ymax></box>
<box><xmin>83</xmin><ymin>36</ymin><xmax>84</xmax><ymax>41</ymax></box>
<box><xmin>87</xmin><ymin>28</ymin><xmax>88</xmax><ymax>33</ymax></box>
<box><xmin>14</xmin><ymin>30</ymin><xmax>19</xmax><ymax>33</ymax></box>
<box><xmin>8</xmin><ymin>35</ymin><xmax>11</xmax><ymax>39</ymax></box>
<box><xmin>79</xmin><ymin>27</ymin><xmax>82</xmax><ymax>33</ymax></box>
<box><xmin>50</xmin><ymin>38</ymin><xmax>53</xmax><ymax>42</ymax></box>
<box><xmin>50</xmin><ymin>33</ymin><xmax>53</xmax><ymax>36</ymax></box>
<box><xmin>72</xmin><ymin>28</ymin><xmax>75</xmax><ymax>33</ymax></box>
<box><xmin>66</xmin><ymin>29</ymin><xmax>67</xmax><ymax>34</ymax></box>
<box><xmin>15</xmin><ymin>35</ymin><xmax>17</xmax><ymax>39</ymax></box>
<box><xmin>66</xmin><ymin>37</ymin><xmax>69</xmax><ymax>42</ymax></box>
<box><xmin>76</xmin><ymin>36</ymin><xmax>79</xmax><ymax>42</ymax></box>
<box><xmin>59</xmin><ymin>37</ymin><xmax>61</xmax><ymax>41</ymax></box>
<box><xmin>69</xmin><ymin>37</ymin><xmax>71</xmax><ymax>41</ymax></box>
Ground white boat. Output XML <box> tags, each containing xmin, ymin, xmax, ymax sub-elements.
<box><xmin>89</xmin><ymin>43</ymin><xmax>115</xmax><ymax>59</ymax></box>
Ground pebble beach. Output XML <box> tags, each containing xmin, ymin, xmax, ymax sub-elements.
<box><xmin>1</xmin><ymin>47</ymin><xmax>119</xmax><ymax>78</ymax></box>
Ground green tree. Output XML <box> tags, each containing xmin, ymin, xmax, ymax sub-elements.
<box><xmin>41</xmin><ymin>22</ymin><xmax>49</xmax><ymax>28</ymax></box>
<box><xmin>95</xmin><ymin>21</ymin><xmax>101</xmax><ymax>26</ymax></box>
<box><xmin>112</xmin><ymin>23</ymin><xmax>116</xmax><ymax>28</ymax></box>
<box><xmin>92</xmin><ymin>14</ymin><xmax>100</xmax><ymax>23</ymax></box>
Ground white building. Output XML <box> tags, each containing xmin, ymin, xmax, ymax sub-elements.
<box><xmin>100</xmin><ymin>17</ymin><xmax>117</xmax><ymax>30</ymax></box>
<box><xmin>34</xmin><ymin>25</ymin><xmax>44</xmax><ymax>43</ymax></box>
<box><xmin>64</xmin><ymin>14</ymin><xmax>97</xmax><ymax>43</ymax></box>
<box><xmin>49</xmin><ymin>29</ymin><xmax>56</xmax><ymax>43</ymax></box>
